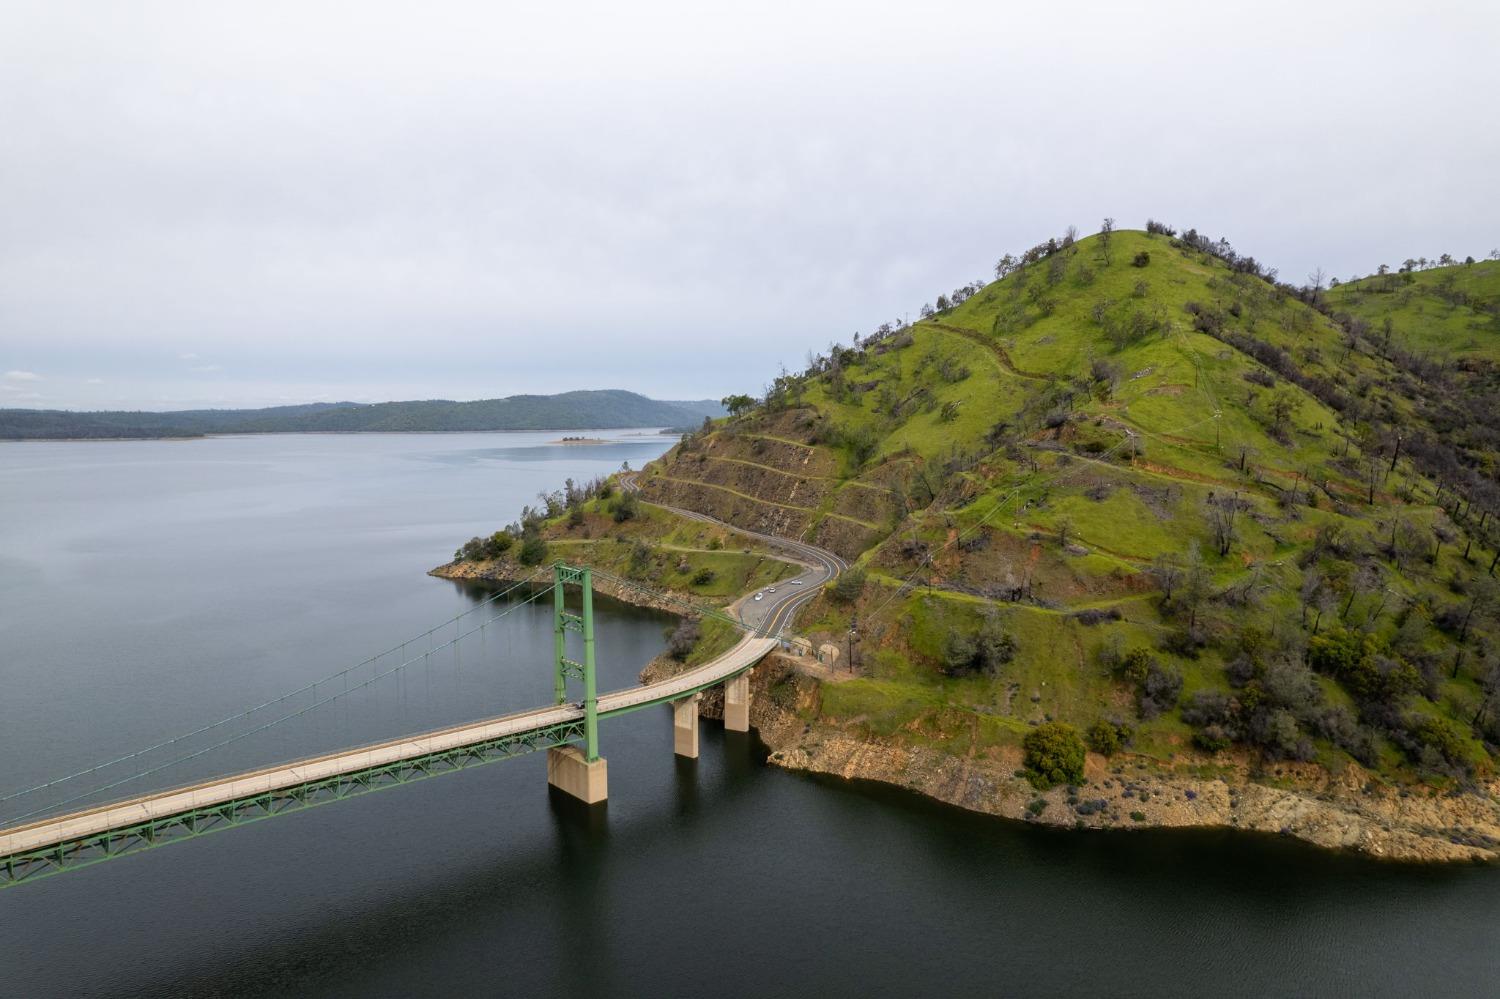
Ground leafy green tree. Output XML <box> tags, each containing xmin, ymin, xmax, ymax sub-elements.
<box><xmin>721</xmin><ymin>394</ymin><xmax>756</xmax><ymax>418</ymax></box>
<box><xmin>517</xmin><ymin>525</ymin><xmax>547</xmax><ymax>566</ymax></box>
<box><xmin>1024</xmin><ymin>722</ymin><xmax>1087</xmax><ymax>788</ymax></box>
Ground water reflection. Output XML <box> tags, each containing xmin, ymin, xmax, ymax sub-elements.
<box><xmin>4</xmin><ymin>434</ymin><xmax>1498</xmax><ymax>999</ymax></box>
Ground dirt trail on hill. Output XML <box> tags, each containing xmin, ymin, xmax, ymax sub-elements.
<box><xmin>925</xmin><ymin>321</ymin><xmax>1051</xmax><ymax>380</ymax></box>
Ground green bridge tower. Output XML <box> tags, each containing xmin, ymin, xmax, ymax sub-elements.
<box><xmin>547</xmin><ymin>564</ymin><xmax>607</xmax><ymax>802</ymax></box>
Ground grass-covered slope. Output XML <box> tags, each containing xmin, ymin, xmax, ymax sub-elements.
<box><xmin>1326</xmin><ymin>259</ymin><xmax>1500</xmax><ymax>363</ymax></box>
<box><xmin>661</xmin><ymin>230</ymin><xmax>1500</xmax><ymax>787</ymax></box>
<box><xmin>451</xmin><ymin>229</ymin><xmax>1500</xmax><ymax>793</ymax></box>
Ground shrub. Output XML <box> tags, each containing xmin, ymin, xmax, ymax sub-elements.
<box><xmin>1131</xmin><ymin>251</ymin><xmax>1151</xmax><ymax>268</ymax></box>
<box><xmin>1193</xmin><ymin>724</ymin><xmax>1234</xmax><ymax>753</ymax></box>
<box><xmin>611</xmin><ymin>491</ymin><xmax>639</xmax><ymax>523</ymax></box>
<box><xmin>1308</xmin><ymin>630</ymin><xmax>1420</xmax><ymax>703</ymax></box>
<box><xmin>940</xmin><ymin>614</ymin><xmax>1017</xmax><ymax>677</ymax></box>
<box><xmin>1115</xmin><ymin>647</ymin><xmax>1156</xmax><ymax>684</ymax></box>
<box><xmin>1138</xmin><ymin>663</ymin><xmax>1183</xmax><ymax>719</ymax></box>
<box><xmin>1181</xmin><ymin>689</ymin><xmax>1233</xmax><ymax>728</ymax></box>
<box><xmin>1311</xmin><ymin>706</ymin><xmax>1379</xmax><ymax>766</ymax></box>
<box><xmin>831</xmin><ymin>567</ymin><xmax>867</xmax><ymax>603</ymax></box>
<box><xmin>1023</xmin><ymin>722</ymin><xmax>1087</xmax><ymax>788</ymax></box>
<box><xmin>664</xmin><ymin>617</ymin><xmax>700</xmax><ymax>661</ymax></box>
<box><xmin>1073</xmin><ymin>607</ymin><xmax>1123</xmax><ymax>626</ymax></box>
<box><xmin>627</xmin><ymin>541</ymin><xmax>653</xmax><ymax>577</ymax></box>
<box><xmin>1404</xmin><ymin>714</ymin><xmax>1475</xmax><ymax>776</ymax></box>
<box><xmin>1086</xmin><ymin>719</ymin><xmax>1131</xmax><ymax>756</ymax></box>
<box><xmin>691</xmin><ymin>567</ymin><xmax>716</xmax><ymax>586</ymax></box>
<box><xmin>517</xmin><ymin>527</ymin><xmax>547</xmax><ymax>566</ymax></box>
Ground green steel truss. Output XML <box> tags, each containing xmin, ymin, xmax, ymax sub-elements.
<box><xmin>0</xmin><ymin>717</ymin><xmax>588</xmax><ymax>889</ymax></box>
<box><xmin>552</xmin><ymin>564</ymin><xmax>599</xmax><ymax>761</ymax></box>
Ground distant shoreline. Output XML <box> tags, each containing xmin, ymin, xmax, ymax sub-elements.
<box><xmin>1</xmin><ymin>428</ymin><xmax>684</xmax><ymax>443</ymax></box>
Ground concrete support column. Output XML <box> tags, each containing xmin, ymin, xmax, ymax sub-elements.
<box><xmin>673</xmin><ymin>693</ymin><xmax>702</xmax><ymax>758</ymax></box>
<box><xmin>547</xmin><ymin>746</ymin><xmax>607</xmax><ymax>804</ymax></box>
<box><xmin>724</xmin><ymin>669</ymin><xmax>752</xmax><ymax>733</ymax></box>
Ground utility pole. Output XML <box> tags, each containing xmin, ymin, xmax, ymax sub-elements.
<box><xmin>848</xmin><ymin>613</ymin><xmax>858</xmax><ymax>675</ymax></box>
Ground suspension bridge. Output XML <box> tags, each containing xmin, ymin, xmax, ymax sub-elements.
<box><xmin>0</xmin><ymin>512</ymin><xmax>840</xmax><ymax>888</ymax></box>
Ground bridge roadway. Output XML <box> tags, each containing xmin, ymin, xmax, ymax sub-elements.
<box><xmin>0</xmin><ymin>634</ymin><xmax>778</xmax><ymax>863</ymax></box>
<box><xmin>0</xmin><ymin>476</ymin><xmax>844</xmax><ymax>879</ymax></box>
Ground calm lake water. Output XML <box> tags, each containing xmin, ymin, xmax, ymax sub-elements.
<box><xmin>1</xmin><ymin>432</ymin><xmax>1497</xmax><ymax>997</ymax></box>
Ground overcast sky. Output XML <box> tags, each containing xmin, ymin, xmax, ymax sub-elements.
<box><xmin>2</xmin><ymin>1</ymin><xmax>1497</xmax><ymax>411</ymax></box>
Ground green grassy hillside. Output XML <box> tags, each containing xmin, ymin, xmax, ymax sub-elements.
<box><xmin>1327</xmin><ymin>259</ymin><xmax>1500</xmax><ymax>362</ymax></box>
<box><xmin>457</xmin><ymin>228</ymin><xmax>1500</xmax><ymax>790</ymax></box>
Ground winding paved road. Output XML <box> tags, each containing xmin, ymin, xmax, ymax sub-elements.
<box><xmin>619</xmin><ymin>470</ymin><xmax>847</xmax><ymax>637</ymax></box>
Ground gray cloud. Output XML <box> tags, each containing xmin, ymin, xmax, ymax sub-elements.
<box><xmin>2</xmin><ymin>0</ymin><xmax>1497</xmax><ymax>410</ymax></box>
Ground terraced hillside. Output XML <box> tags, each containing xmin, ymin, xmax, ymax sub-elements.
<box><xmin>664</xmin><ymin>229</ymin><xmax>1500</xmax><ymax>786</ymax></box>
<box><xmin>449</xmin><ymin>228</ymin><xmax>1500</xmax><ymax>813</ymax></box>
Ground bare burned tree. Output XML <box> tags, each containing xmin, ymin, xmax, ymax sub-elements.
<box><xmin>1207</xmin><ymin>491</ymin><xmax>1240</xmax><ymax>556</ymax></box>
<box><xmin>1181</xmin><ymin>545</ymin><xmax>1211</xmax><ymax>630</ymax></box>
<box><xmin>1099</xmin><ymin>217</ymin><xmax>1115</xmax><ymax>264</ymax></box>
<box><xmin>1150</xmin><ymin>552</ymin><xmax>1183</xmax><ymax>604</ymax></box>
<box><xmin>1300</xmin><ymin>569</ymin><xmax>1325</xmax><ymax>629</ymax></box>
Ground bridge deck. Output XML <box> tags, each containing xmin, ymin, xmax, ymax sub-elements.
<box><xmin>0</xmin><ymin>635</ymin><xmax>778</xmax><ymax>862</ymax></box>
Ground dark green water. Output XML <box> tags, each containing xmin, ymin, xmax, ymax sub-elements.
<box><xmin>1</xmin><ymin>433</ymin><xmax>1497</xmax><ymax>997</ymax></box>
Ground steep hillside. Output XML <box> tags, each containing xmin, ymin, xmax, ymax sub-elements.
<box><xmin>449</xmin><ymin>227</ymin><xmax>1500</xmax><ymax>833</ymax></box>
<box><xmin>667</xmin><ymin>229</ymin><xmax>1500</xmax><ymax>784</ymax></box>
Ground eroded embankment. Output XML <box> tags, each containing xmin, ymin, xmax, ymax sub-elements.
<box><xmin>640</xmin><ymin>653</ymin><xmax>1500</xmax><ymax>864</ymax></box>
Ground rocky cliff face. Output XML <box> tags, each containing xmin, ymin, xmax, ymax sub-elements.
<box><xmin>643</xmin><ymin>653</ymin><xmax>1500</xmax><ymax>863</ymax></box>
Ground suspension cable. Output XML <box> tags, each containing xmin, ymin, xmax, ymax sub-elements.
<box><xmin>1</xmin><ymin>569</ymin><xmax>548</xmax><ymax>808</ymax></box>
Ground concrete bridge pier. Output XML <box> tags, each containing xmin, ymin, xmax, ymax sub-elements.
<box><xmin>673</xmin><ymin>693</ymin><xmax>702</xmax><ymax>758</ymax></box>
<box><xmin>724</xmin><ymin>670</ymin><xmax>752</xmax><ymax>733</ymax></box>
<box><xmin>547</xmin><ymin>746</ymin><xmax>607</xmax><ymax>804</ymax></box>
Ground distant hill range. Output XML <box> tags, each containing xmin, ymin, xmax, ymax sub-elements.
<box><xmin>0</xmin><ymin>390</ymin><xmax>726</xmax><ymax>440</ymax></box>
